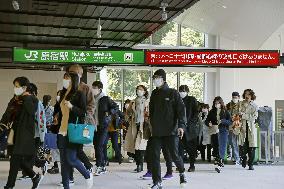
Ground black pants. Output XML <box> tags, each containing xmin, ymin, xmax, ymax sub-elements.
<box><xmin>108</xmin><ymin>131</ymin><xmax>122</xmax><ymax>160</ymax></box>
<box><xmin>151</xmin><ymin>136</ymin><xmax>185</xmax><ymax>184</ymax></box>
<box><xmin>211</xmin><ymin>133</ymin><xmax>219</xmax><ymax>159</ymax></box>
<box><xmin>145</xmin><ymin>138</ymin><xmax>173</xmax><ymax>174</ymax></box>
<box><xmin>77</xmin><ymin>146</ymin><xmax>93</xmax><ymax>170</ymax></box>
<box><xmin>179</xmin><ymin>137</ymin><xmax>197</xmax><ymax>167</ymax></box>
<box><xmin>241</xmin><ymin>123</ymin><xmax>256</xmax><ymax>166</ymax></box>
<box><xmin>6</xmin><ymin>155</ymin><xmax>36</xmax><ymax>187</ymax></box>
<box><xmin>135</xmin><ymin>150</ymin><xmax>145</xmax><ymax>167</ymax></box>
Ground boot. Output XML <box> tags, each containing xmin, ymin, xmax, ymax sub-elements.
<box><xmin>180</xmin><ymin>172</ymin><xmax>187</xmax><ymax>187</ymax></box>
<box><xmin>136</xmin><ymin>164</ymin><xmax>143</xmax><ymax>173</ymax></box>
<box><xmin>248</xmin><ymin>147</ymin><xmax>255</xmax><ymax>170</ymax></box>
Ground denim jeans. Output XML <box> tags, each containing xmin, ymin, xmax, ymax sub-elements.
<box><xmin>94</xmin><ymin>126</ymin><xmax>108</xmax><ymax>167</ymax></box>
<box><xmin>58</xmin><ymin>135</ymin><xmax>90</xmax><ymax>189</ymax></box>
<box><xmin>228</xmin><ymin>131</ymin><xmax>240</xmax><ymax>162</ymax></box>
<box><xmin>218</xmin><ymin>127</ymin><xmax>229</xmax><ymax>160</ymax></box>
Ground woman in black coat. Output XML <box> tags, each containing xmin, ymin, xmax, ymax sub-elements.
<box><xmin>57</xmin><ymin>73</ymin><xmax>93</xmax><ymax>189</ymax></box>
<box><xmin>4</xmin><ymin>77</ymin><xmax>42</xmax><ymax>189</ymax></box>
<box><xmin>205</xmin><ymin>96</ymin><xmax>231</xmax><ymax>173</ymax></box>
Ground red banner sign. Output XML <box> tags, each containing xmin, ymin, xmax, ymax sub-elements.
<box><xmin>146</xmin><ymin>51</ymin><xmax>280</xmax><ymax>67</ymax></box>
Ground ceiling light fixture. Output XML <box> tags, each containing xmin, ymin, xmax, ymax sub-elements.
<box><xmin>160</xmin><ymin>2</ymin><xmax>168</xmax><ymax>21</ymax></box>
<box><xmin>12</xmin><ymin>0</ymin><xmax>20</xmax><ymax>10</ymax></box>
<box><xmin>222</xmin><ymin>5</ymin><xmax>227</xmax><ymax>9</ymax></box>
<box><xmin>97</xmin><ymin>18</ymin><xmax>102</xmax><ymax>38</ymax></box>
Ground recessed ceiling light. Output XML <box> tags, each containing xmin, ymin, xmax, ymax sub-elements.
<box><xmin>222</xmin><ymin>5</ymin><xmax>227</xmax><ymax>9</ymax></box>
<box><xmin>12</xmin><ymin>0</ymin><xmax>20</xmax><ymax>10</ymax></box>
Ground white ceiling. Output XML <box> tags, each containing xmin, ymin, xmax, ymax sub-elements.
<box><xmin>174</xmin><ymin>0</ymin><xmax>284</xmax><ymax>49</ymax></box>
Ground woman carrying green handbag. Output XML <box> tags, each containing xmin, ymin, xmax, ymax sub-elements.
<box><xmin>57</xmin><ymin>72</ymin><xmax>93</xmax><ymax>189</ymax></box>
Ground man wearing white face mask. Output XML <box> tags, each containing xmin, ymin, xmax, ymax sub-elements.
<box><xmin>149</xmin><ymin>69</ymin><xmax>187</xmax><ymax>189</ymax></box>
<box><xmin>92</xmin><ymin>81</ymin><xmax>119</xmax><ymax>176</ymax></box>
<box><xmin>226</xmin><ymin>92</ymin><xmax>241</xmax><ymax>165</ymax></box>
<box><xmin>178</xmin><ymin>85</ymin><xmax>199</xmax><ymax>172</ymax></box>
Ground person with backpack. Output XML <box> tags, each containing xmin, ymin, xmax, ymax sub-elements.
<box><xmin>149</xmin><ymin>69</ymin><xmax>187</xmax><ymax>189</ymax></box>
<box><xmin>92</xmin><ymin>81</ymin><xmax>119</xmax><ymax>176</ymax></box>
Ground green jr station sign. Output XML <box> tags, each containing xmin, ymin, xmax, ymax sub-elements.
<box><xmin>13</xmin><ymin>48</ymin><xmax>145</xmax><ymax>64</ymax></box>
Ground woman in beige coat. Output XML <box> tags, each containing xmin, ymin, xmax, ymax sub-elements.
<box><xmin>239</xmin><ymin>89</ymin><xmax>258</xmax><ymax>170</ymax></box>
<box><xmin>124</xmin><ymin>85</ymin><xmax>149</xmax><ymax>173</ymax></box>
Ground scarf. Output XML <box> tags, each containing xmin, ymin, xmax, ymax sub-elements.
<box><xmin>135</xmin><ymin>96</ymin><xmax>147</xmax><ymax>124</ymax></box>
<box><xmin>94</xmin><ymin>92</ymin><xmax>105</xmax><ymax>125</ymax></box>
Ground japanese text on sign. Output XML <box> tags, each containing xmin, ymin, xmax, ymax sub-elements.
<box><xmin>146</xmin><ymin>51</ymin><xmax>280</xmax><ymax>66</ymax></box>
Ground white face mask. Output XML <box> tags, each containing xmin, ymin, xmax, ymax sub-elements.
<box><xmin>14</xmin><ymin>87</ymin><xmax>24</xmax><ymax>96</ymax></box>
<box><xmin>215</xmin><ymin>104</ymin><xmax>221</xmax><ymax>109</ymax></box>
<box><xmin>153</xmin><ymin>78</ymin><xmax>164</xmax><ymax>88</ymax></box>
<box><xmin>93</xmin><ymin>88</ymin><xmax>100</xmax><ymax>96</ymax></box>
<box><xmin>179</xmin><ymin>92</ymin><xmax>187</xmax><ymax>99</ymax></box>
<box><xmin>125</xmin><ymin>104</ymin><xmax>129</xmax><ymax>109</ymax></box>
<box><xmin>63</xmin><ymin>79</ymin><xmax>70</xmax><ymax>89</ymax></box>
<box><xmin>56</xmin><ymin>96</ymin><xmax>60</xmax><ymax>102</ymax></box>
<box><xmin>232</xmin><ymin>99</ymin><xmax>239</xmax><ymax>104</ymax></box>
<box><xmin>137</xmin><ymin>90</ymin><xmax>145</xmax><ymax>97</ymax></box>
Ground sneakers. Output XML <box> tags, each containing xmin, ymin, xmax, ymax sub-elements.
<box><xmin>86</xmin><ymin>171</ymin><xmax>93</xmax><ymax>189</ymax></box>
<box><xmin>94</xmin><ymin>167</ymin><xmax>107</xmax><ymax>176</ymax></box>
<box><xmin>162</xmin><ymin>173</ymin><xmax>173</xmax><ymax>180</ymax></box>
<box><xmin>57</xmin><ymin>180</ymin><xmax>75</xmax><ymax>187</ymax></box>
<box><xmin>128</xmin><ymin>157</ymin><xmax>134</xmax><ymax>163</ymax></box>
<box><xmin>47</xmin><ymin>166</ymin><xmax>59</xmax><ymax>174</ymax></box>
<box><xmin>142</xmin><ymin>171</ymin><xmax>152</xmax><ymax>180</ymax></box>
<box><xmin>32</xmin><ymin>173</ymin><xmax>42</xmax><ymax>189</ymax></box>
<box><xmin>179</xmin><ymin>173</ymin><xmax>187</xmax><ymax>187</ymax></box>
<box><xmin>17</xmin><ymin>175</ymin><xmax>31</xmax><ymax>180</ymax></box>
<box><xmin>215</xmin><ymin>166</ymin><xmax>221</xmax><ymax>173</ymax></box>
<box><xmin>150</xmin><ymin>183</ymin><xmax>163</xmax><ymax>189</ymax></box>
<box><xmin>188</xmin><ymin>166</ymin><xmax>195</xmax><ymax>172</ymax></box>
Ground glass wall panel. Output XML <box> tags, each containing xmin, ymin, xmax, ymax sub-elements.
<box><xmin>180</xmin><ymin>72</ymin><xmax>204</xmax><ymax>101</ymax></box>
<box><xmin>181</xmin><ymin>25</ymin><xmax>205</xmax><ymax>47</ymax></box>
<box><xmin>106</xmin><ymin>69</ymin><xmax>122</xmax><ymax>100</ymax></box>
<box><xmin>152</xmin><ymin>22</ymin><xmax>178</xmax><ymax>46</ymax></box>
<box><xmin>123</xmin><ymin>70</ymin><xmax>151</xmax><ymax>100</ymax></box>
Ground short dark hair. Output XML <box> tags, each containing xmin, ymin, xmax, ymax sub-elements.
<box><xmin>136</xmin><ymin>85</ymin><xmax>149</xmax><ymax>99</ymax></box>
<box><xmin>179</xmin><ymin>85</ymin><xmax>189</xmax><ymax>93</ymax></box>
<box><xmin>28</xmin><ymin>83</ymin><xmax>38</xmax><ymax>96</ymax></box>
<box><xmin>202</xmin><ymin>103</ymin><xmax>210</xmax><ymax>109</ymax></box>
<box><xmin>43</xmin><ymin>95</ymin><xmax>52</xmax><ymax>108</ymax></box>
<box><xmin>13</xmin><ymin>76</ymin><xmax>30</xmax><ymax>87</ymax></box>
<box><xmin>242</xmin><ymin>89</ymin><xmax>256</xmax><ymax>100</ymax></box>
<box><xmin>92</xmin><ymin>81</ymin><xmax>103</xmax><ymax>89</ymax></box>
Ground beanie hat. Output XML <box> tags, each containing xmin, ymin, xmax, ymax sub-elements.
<box><xmin>153</xmin><ymin>69</ymin><xmax>166</xmax><ymax>81</ymax></box>
<box><xmin>232</xmin><ymin>92</ymin><xmax>240</xmax><ymax>97</ymax></box>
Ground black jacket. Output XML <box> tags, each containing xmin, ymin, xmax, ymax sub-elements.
<box><xmin>97</xmin><ymin>96</ymin><xmax>119</xmax><ymax>130</ymax></box>
<box><xmin>13</xmin><ymin>95</ymin><xmax>38</xmax><ymax>156</ymax></box>
<box><xmin>205</xmin><ymin>108</ymin><xmax>231</xmax><ymax>128</ymax></box>
<box><xmin>149</xmin><ymin>83</ymin><xmax>187</xmax><ymax>137</ymax></box>
<box><xmin>182</xmin><ymin>95</ymin><xmax>199</xmax><ymax>141</ymax></box>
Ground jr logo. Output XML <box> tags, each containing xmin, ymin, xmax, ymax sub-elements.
<box><xmin>124</xmin><ymin>53</ymin><xmax>133</xmax><ymax>62</ymax></box>
<box><xmin>24</xmin><ymin>51</ymin><xmax>39</xmax><ymax>61</ymax></box>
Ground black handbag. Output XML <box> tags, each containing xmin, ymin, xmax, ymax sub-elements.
<box><xmin>143</xmin><ymin>121</ymin><xmax>151</xmax><ymax>140</ymax></box>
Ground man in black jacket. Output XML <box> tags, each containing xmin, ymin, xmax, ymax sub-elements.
<box><xmin>149</xmin><ymin>69</ymin><xmax>187</xmax><ymax>189</ymax></box>
<box><xmin>92</xmin><ymin>81</ymin><xmax>119</xmax><ymax>176</ymax></box>
<box><xmin>178</xmin><ymin>85</ymin><xmax>199</xmax><ymax>172</ymax></box>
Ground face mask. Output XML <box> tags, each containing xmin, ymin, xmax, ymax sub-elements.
<box><xmin>179</xmin><ymin>92</ymin><xmax>187</xmax><ymax>99</ymax></box>
<box><xmin>215</xmin><ymin>104</ymin><xmax>221</xmax><ymax>109</ymax></box>
<box><xmin>56</xmin><ymin>96</ymin><xmax>60</xmax><ymax>102</ymax></box>
<box><xmin>232</xmin><ymin>99</ymin><xmax>239</xmax><ymax>104</ymax></box>
<box><xmin>14</xmin><ymin>87</ymin><xmax>24</xmax><ymax>96</ymax></box>
<box><xmin>93</xmin><ymin>89</ymin><xmax>100</xmax><ymax>96</ymax></box>
<box><xmin>63</xmin><ymin>79</ymin><xmax>70</xmax><ymax>89</ymax></box>
<box><xmin>137</xmin><ymin>90</ymin><xmax>144</xmax><ymax>97</ymax></box>
<box><xmin>153</xmin><ymin>78</ymin><xmax>163</xmax><ymax>88</ymax></box>
<box><xmin>125</xmin><ymin>104</ymin><xmax>129</xmax><ymax>109</ymax></box>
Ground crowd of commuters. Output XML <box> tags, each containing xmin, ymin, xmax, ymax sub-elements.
<box><xmin>0</xmin><ymin>65</ymin><xmax>259</xmax><ymax>189</ymax></box>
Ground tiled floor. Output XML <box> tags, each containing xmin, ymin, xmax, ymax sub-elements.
<box><xmin>0</xmin><ymin>161</ymin><xmax>283</xmax><ymax>189</ymax></box>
